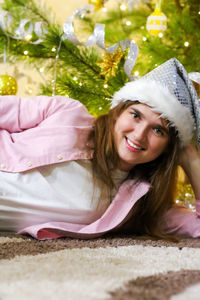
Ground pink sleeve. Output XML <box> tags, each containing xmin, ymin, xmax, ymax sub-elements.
<box><xmin>0</xmin><ymin>95</ymin><xmax>91</xmax><ymax>133</ymax></box>
<box><xmin>159</xmin><ymin>200</ymin><xmax>200</xmax><ymax>238</ymax></box>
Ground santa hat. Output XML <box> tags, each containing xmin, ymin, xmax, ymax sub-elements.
<box><xmin>112</xmin><ymin>58</ymin><xmax>200</xmax><ymax>147</ymax></box>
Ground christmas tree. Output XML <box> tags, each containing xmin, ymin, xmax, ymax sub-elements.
<box><xmin>0</xmin><ymin>0</ymin><xmax>199</xmax><ymax>116</ymax></box>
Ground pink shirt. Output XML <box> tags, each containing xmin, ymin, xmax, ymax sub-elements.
<box><xmin>0</xmin><ymin>95</ymin><xmax>200</xmax><ymax>240</ymax></box>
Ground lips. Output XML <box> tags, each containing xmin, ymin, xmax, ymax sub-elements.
<box><xmin>125</xmin><ymin>137</ymin><xmax>145</xmax><ymax>151</ymax></box>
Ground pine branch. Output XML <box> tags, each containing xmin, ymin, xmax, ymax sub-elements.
<box><xmin>2</xmin><ymin>0</ymin><xmax>55</xmax><ymax>25</ymax></box>
<box><xmin>1</xmin><ymin>0</ymin><xmax>199</xmax><ymax>115</ymax></box>
<box><xmin>175</xmin><ymin>0</ymin><xmax>182</xmax><ymax>14</ymax></box>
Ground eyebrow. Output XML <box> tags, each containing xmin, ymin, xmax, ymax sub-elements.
<box><xmin>130</xmin><ymin>107</ymin><xmax>169</xmax><ymax>135</ymax></box>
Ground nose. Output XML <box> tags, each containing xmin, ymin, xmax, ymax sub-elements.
<box><xmin>133</xmin><ymin>123</ymin><xmax>148</xmax><ymax>143</ymax></box>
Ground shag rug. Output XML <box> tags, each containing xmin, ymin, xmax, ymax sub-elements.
<box><xmin>1</xmin><ymin>232</ymin><xmax>200</xmax><ymax>300</ymax></box>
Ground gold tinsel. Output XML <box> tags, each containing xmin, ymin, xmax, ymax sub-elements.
<box><xmin>176</xmin><ymin>183</ymin><xmax>195</xmax><ymax>209</ymax></box>
<box><xmin>89</xmin><ymin>0</ymin><xmax>105</xmax><ymax>10</ymax></box>
<box><xmin>97</xmin><ymin>47</ymin><xmax>124</xmax><ymax>83</ymax></box>
<box><xmin>0</xmin><ymin>74</ymin><xmax>17</xmax><ymax>95</ymax></box>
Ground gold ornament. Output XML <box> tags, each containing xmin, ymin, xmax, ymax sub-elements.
<box><xmin>0</xmin><ymin>74</ymin><xmax>17</xmax><ymax>95</ymax></box>
<box><xmin>97</xmin><ymin>47</ymin><xmax>124</xmax><ymax>83</ymax></box>
<box><xmin>146</xmin><ymin>8</ymin><xmax>167</xmax><ymax>36</ymax></box>
<box><xmin>89</xmin><ymin>0</ymin><xmax>105</xmax><ymax>10</ymax></box>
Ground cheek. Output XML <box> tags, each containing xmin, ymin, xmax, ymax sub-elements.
<box><xmin>114</xmin><ymin>119</ymin><xmax>125</xmax><ymax>135</ymax></box>
<box><xmin>115</xmin><ymin>117</ymin><xmax>133</xmax><ymax>134</ymax></box>
<box><xmin>150</xmin><ymin>138</ymin><xmax>169</xmax><ymax>156</ymax></box>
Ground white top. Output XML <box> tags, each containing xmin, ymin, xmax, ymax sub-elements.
<box><xmin>0</xmin><ymin>160</ymin><xmax>128</xmax><ymax>232</ymax></box>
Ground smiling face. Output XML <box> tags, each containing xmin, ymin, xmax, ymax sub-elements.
<box><xmin>114</xmin><ymin>103</ymin><xmax>170</xmax><ymax>171</ymax></box>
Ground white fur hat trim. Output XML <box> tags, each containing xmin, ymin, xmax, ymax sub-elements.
<box><xmin>112</xmin><ymin>79</ymin><xmax>194</xmax><ymax>146</ymax></box>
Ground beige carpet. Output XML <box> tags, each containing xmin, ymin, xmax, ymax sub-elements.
<box><xmin>1</xmin><ymin>232</ymin><xmax>200</xmax><ymax>299</ymax></box>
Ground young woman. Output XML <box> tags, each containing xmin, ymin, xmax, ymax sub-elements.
<box><xmin>0</xmin><ymin>58</ymin><xmax>200</xmax><ymax>240</ymax></box>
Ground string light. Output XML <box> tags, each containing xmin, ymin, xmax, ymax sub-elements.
<box><xmin>52</xmin><ymin>39</ymin><xmax>62</xmax><ymax>97</ymax></box>
<box><xmin>120</xmin><ymin>4</ymin><xmax>127</xmax><ymax>11</ymax></box>
<box><xmin>25</xmin><ymin>34</ymin><xmax>32</xmax><ymax>41</ymax></box>
<box><xmin>27</xmin><ymin>88</ymin><xmax>33</xmax><ymax>94</ymax></box>
<box><xmin>126</xmin><ymin>20</ymin><xmax>131</xmax><ymax>26</ymax></box>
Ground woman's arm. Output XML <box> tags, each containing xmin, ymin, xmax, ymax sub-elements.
<box><xmin>156</xmin><ymin>144</ymin><xmax>200</xmax><ymax>238</ymax></box>
<box><xmin>0</xmin><ymin>95</ymin><xmax>93</xmax><ymax>133</ymax></box>
<box><xmin>179</xmin><ymin>144</ymin><xmax>200</xmax><ymax>200</ymax></box>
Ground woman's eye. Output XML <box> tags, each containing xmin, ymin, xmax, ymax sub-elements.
<box><xmin>154</xmin><ymin>128</ymin><xmax>163</xmax><ymax>136</ymax></box>
<box><xmin>131</xmin><ymin>112</ymin><xmax>139</xmax><ymax>119</ymax></box>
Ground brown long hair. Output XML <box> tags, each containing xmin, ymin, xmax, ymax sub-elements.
<box><xmin>89</xmin><ymin>100</ymin><xmax>180</xmax><ymax>239</ymax></box>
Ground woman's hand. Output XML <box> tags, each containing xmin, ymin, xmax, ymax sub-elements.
<box><xmin>179</xmin><ymin>144</ymin><xmax>200</xmax><ymax>172</ymax></box>
<box><xmin>179</xmin><ymin>143</ymin><xmax>200</xmax><ymax>200</ymax></box>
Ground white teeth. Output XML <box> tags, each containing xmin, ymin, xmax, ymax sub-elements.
<box><xmin>127</xmin><ymin>138</ymin><xmax>142</xmax><ymax>150</ymax></box>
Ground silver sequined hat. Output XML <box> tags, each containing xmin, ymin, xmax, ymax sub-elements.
<box><xmin>112</xmin><ymin>58</ymin><xmax>200</xmax><ymax>147</ymax></box>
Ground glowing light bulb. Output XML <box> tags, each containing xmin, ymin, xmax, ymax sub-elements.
<box><xmin>24</xmin><ymin>50</ymin><xmax>28</xmax><ymax>55</ymax></box>
<box><xmin>25</xmin><ymin>34</ymin><xmax>32</xmax><ymax>41</ymax></box>
<box><xmin>120</xmin><ymin>4</ymin><xmax>127</xmax><ymax>11</ymax></box>
<box><xmin>27</xmin><ymin>88</ymin><xmax>33</xmax><ymax>94</ymax></box>
<box><xmin>126</xmin><ymin>21</ymin><xmax>131</xmax><ymax>26</ymax></box>
<box><xmin>104</xmin><ymin>84</ymin><xmax>108</xmax><ymax>88</ymax></box>
<box><xmin>184</xmin><ymin>41</ymin><xmax>189</xmax><ymax>47</ymax></box>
